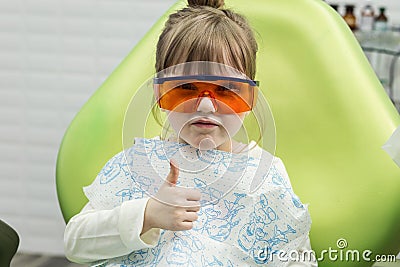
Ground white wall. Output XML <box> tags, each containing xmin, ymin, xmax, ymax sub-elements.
<box><xmin>0</xmin><ymin>0</ymin><xmax>399</xmax><ymax>257</ymax></box>
<box><xmin>0</xmin><ymin>0</ymin><xmax>176</xmax><ymax>255</ymax></box>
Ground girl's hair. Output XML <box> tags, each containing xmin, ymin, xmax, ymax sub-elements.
<box><xmin>155</xmin><ymin>0</ymin><xmax>258</xmax><ymax>79</ymax></box>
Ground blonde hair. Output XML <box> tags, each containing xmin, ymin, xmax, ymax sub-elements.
<box><xmin>155</xmin><ymin>0</ymin><xmax>258</xmax><ymax>79</ymax></box>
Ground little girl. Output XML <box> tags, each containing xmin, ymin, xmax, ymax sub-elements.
<box><xmin>64</xmin><ymin>1</ymin><xmax>317</xmax><ymax>266</ymax></box>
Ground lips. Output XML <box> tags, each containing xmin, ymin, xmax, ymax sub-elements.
<box><xmin>191</xmin><ymin>118</ymin><xmax>220</xmax><ymax>128</ymax></box>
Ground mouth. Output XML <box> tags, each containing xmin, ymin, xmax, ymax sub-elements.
<box><xmin>190</xmin><ymin>118</ymin><xmax>220</xmax><ymax>128</ymax></box>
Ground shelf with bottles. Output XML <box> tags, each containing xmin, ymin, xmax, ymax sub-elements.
<box><xmin>326</xmin><ymin>1</ymin><xmax>400</xmax><ymax>112</ymax></box>
<box><xmin>327</xmin><ymin>2</ymin><xmax>389</xmax><ymax>33</ymax></box>
<box><xmin>354</xmin><ymin>30</ymin><xmax>400</xmax><ymax>112</ymax></box>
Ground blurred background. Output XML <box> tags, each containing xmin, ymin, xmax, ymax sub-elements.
<box><xmin>0</xmin><ymin>0</ymin><xmax>399</xmax><ymax>266</ymax></box>
<box><xmin>0</xmin><ymin>0</ymin><xmax>176</xmax><ymax>266</ymax></box>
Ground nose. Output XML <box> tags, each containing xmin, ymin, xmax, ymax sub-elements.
<box><xmin>196</xmin><ymin>96</ymin><xmax>216</xmax><ymax>113</ymax></box>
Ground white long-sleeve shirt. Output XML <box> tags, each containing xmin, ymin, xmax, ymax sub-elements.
<box><xmin>65</xmin><ymin>199</ymin><xmax>316</xmax><ymax>266</ymax></box>
<box><xmin>64</xmin><ymin>138</ymin><xmax>318</xmax><ymax>266</ymax></box>
<box><xmin>65</xmin><ymin>198</ymin><xmax>159</xmax><ymax>263</ymax></box>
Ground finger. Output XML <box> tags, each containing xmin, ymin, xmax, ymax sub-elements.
<box><xmin>179</xmin><ymin>221</ymin><xmax>194</xmax><ymax>231</ymax></box>
<box><xmin>183</xmin><ymin>199</ymin><xmax>201</xmax><ymax>210</ymax></box>
<box><xmin>184</xmin><ymin>211</ymin><xmax>199</xmax><ymax>222</ymax></box>
<box><xmin>165</xmin><ymin>159</ymin><xmax>179</xmax><ymax>186</ymax></box>
<box><xmin>186</xmin><ymin>203</ymin><xmax>201</xmax><ymax>212</ymax></box>
<box><xmin>185</xmin><ymin>188</ymin><xmax>201</xmax><ymax>201</ymax></box>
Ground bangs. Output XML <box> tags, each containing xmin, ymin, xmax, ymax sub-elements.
<box><xmin>160</xmin><ymin>17</ymin><xmax>256</xmax><ymax>79</ymax></box>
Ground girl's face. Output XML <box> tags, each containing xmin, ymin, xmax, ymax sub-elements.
<box><xmin>166</xmin><ymin>95</ymin><xmax>246</xmax><ymax>152</ymax></box>
<box><xmin>156</xmin><ymin>62</ymin><xmax>255</xmax><ymax>151</ymax></box>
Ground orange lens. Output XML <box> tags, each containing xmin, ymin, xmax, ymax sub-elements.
<box><xmin>154</xmin><ymin>76</ymin><xmax>258</xmax><ymax>114</ymax></box>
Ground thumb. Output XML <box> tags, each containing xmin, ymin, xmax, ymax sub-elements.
<box><xmin>165</xmin><ymin>159</ymin><xmax>179</xmax><ymax>186</ymax></box>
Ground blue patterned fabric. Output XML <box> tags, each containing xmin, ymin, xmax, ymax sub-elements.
<box><xmin>84</xmin><ymin>138</ymin><xmax>311</xmax><ymax>266</ymax></box>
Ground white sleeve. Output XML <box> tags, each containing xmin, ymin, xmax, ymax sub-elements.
<box><xmin>64</xmin><ymin>198</ymin><xmax>161</xmax><ymax>264</ymax></box>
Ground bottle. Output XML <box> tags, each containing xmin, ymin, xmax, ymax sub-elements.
<box><xmin>343</xmin><ymin>5</ymin><xmax>357</xmax><ymax>31</ymax></box>
<box><xmin>375</xmin><ymin>7</ymin><xmax>388</xmax><ymax>32</ymax></box>
<box><xmin>329</xmin><ymin>4</ymin><xmax>339</xmax><ymax>12</ymax></box>
<box><xmin>360</xmin><ymin>2</ymin><xmax>375</xmax><ymax>31</ymax></box>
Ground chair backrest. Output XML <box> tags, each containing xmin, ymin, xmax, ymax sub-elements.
<box><xmin>56</xmin><ymin>0</ymin><xmax>400</xmax><ymax>266</ymax></box>
<box><xmin>0</xmin><ymin>220</ymin><xmax>19</xmax><ymax>267</ymax></box>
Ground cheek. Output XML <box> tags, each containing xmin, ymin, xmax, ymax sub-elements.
<box><xmin>220</xmin><ymin>113</ymin><xmax>245</xmax><ymax>137</ymax></box>
<box><xmin>166</xmin><ymin>111</ymin><xmax>191</xmax><ymax>134</ymax></box>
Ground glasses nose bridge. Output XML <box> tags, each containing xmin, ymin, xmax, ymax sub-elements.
<box><xmin>198</xmin><ymin>89</ymin><xmax>213</xmax><ymax>98</ymax></box>
<box><xmin>195</xmin><ymin>89</ymin><xmax>218</xmax><ymax>112</ymax></box>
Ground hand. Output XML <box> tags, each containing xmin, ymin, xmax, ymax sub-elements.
<box><xmin>142</xmin><ymin>160</ymin><xmax>201</xmax><ymax>233</ymax></box>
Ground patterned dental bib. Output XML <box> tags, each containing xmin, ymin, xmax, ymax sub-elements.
<box><xmin>84</xmin><ymin>138</ymin><xmax>311</xmax><ymax>267</ymax></box>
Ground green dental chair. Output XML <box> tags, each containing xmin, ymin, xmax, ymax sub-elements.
<box><xmin>56</xmin><ymin>0</ymin><xmax>400</xmax><ymax>266</ymax></box>
<box><xmin>0</xmin><ymin>219</ymin><xmax>20</xmax><ymax>267</ymax></box>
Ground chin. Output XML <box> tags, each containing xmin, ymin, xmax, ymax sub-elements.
<box><xmin>185</xmin><ymin>135</ymin><xmax>230</xmax><ymax>151</ymax></box>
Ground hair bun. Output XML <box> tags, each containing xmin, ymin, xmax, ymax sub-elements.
<box><xmin>188</xmin><ymin>0</ymin><xmax>224</xmax><ymax>9</ymax></box>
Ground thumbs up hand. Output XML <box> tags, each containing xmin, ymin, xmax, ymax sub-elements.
<box><xmin>142</xmin><ymin>160</ymin><xmax>201</xmax><ymax>233</ymax></box>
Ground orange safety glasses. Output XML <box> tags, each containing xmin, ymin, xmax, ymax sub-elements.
<box><xmin>154</xmin><ymin>75</ymin><xmax>259</xmax><ymax>114</ymax></box>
